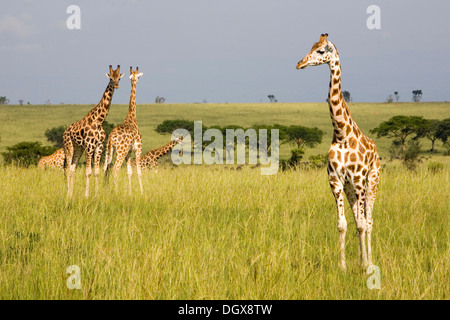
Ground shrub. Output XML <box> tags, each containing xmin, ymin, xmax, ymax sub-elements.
<box><xmin>2</xmin><ymin>142</ymin><xmax>58</xmax><ymax>167</ymax></box>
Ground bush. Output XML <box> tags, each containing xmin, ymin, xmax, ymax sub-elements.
<box><xmin>308</xmin><ymin>153</ymin><xmax>328</xmax><ymax>169</ymax></box>
<box><xmin>45</xmin><ymin>126</ymin><xmax>66</xmax><ymax>148</ymax></box>
<box><xmin>403</xmin><ymin>140</ymin><xmax>421</xmax><ymax>171</ymax></box>
<box><xmin>2</xmin><ymin>142</ymin><xmax>58</xmax><ymax>167</ymax></box>
<box><xmin>280</xmin><ymin>148</ymin><xmax>304</xmax><ymax>171</ymax></box>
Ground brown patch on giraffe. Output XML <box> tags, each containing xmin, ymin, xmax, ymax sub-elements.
<box><xmin>361</xmin><ymin>168</ymin><xmax>367</xmax><ymax>177</ymax></box>
<box><xmin>345</xmin><ymin>125</ymin><xmax>352</xmax><ymax>136</ymax></box>
<box><xmin>328</xmin><ymin>150</ymin><xmax>335</xmax><ymax>159</ymax></box>
<box><xmin>349</xmin><ymin>153</ymin><xmax>357</xmax><ymax>162</ymax></box>
<box><xmin>343</xmin><ymin>111</ymin><xmax>348</xmax><ymax>121</ymax></box>
<box><xmin>358</xmin><ymin>152</ymin><xmax>364</xmax><ymax>162</ymax></box>
<box><xmin>332</xmin><ymin>161</ymin><xmax>339</xmax><ymax>170</ymax></box>
<box><xmin>332</xmin><ymin>88</ymin><xmax>339</xmax><ymax>96</ymax></box>
<box><xmin>331</xmin><ymin>99</ymin><xmax>339</xmax><ymax>106</ymax></box>
<box><xmin>348</xmin><ymin>137</ymin><xmax>357</xmax><ymax>149</ymax></box>
<box><xmin>353</xmin><ymin>175</ymin><xmax>361</xmax><ymax>183</ymax></box>
<box><xmin>344</xmin><ymin>152</ymin><xmax>349</xmax><ymax>163</ymax></box>
<box><xmin>335</xmin><ymin>108</ymin><xmax>342</xmax><ymax>116</ymax></box>
<box><xmin>336</xmin><ymin>121</ymin><xmax>346</xmax><ymax>129</ymax></box>
<box><xmin>336</xmin><ymin>150</ymin><xmax>342</xmax><ymax>162</ymax></box>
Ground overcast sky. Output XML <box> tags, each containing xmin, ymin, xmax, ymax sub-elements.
<box><xmin>1</xmin><ymin>0</ymin><xmax>449</xmax><ymax>104</ymax></box>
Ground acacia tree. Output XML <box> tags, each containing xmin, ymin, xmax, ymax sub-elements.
<box><xmin>284</xmin><ymin>125</ymin><xmax>323</xmax><ymax>149</ymax></box>
<box><xmin>415</xmin><ymin>119</ymin><xmax>441</xmax><ymax>152</ymax></box>
<box><xmin>370</xmin><ymin>115</ymin><xmax>427</xmax><ymax>153</ymax></box>
<box><xmin>412</xmin><ymin>90</ymin><xmax>422</xmax><ymax>102</ymax></box>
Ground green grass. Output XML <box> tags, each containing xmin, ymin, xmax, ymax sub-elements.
<box><xmin>1</xmin><ymin>102</ymin><xmax>449</xmax><ymax>160</ymax></box>
<box><xmin>0</xmin><ymin>102</ymin><xmax>448</xmax><ymax>299</ymax></box>
<box><xmin>0</xmin><ymin>163</ymin><xmax>448</xmax><ymax>299</ymax></box>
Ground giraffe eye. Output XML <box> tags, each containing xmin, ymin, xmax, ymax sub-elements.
<box><xmin>317</xmin><ymin>50</ymin><xmax>325</xmax><ymax>55</ymax></box>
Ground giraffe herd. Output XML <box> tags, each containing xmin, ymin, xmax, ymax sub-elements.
<box><xmin>37</xmin><ymin>34</ymin><xmax>380</xmax><ymax>270</ymax></box>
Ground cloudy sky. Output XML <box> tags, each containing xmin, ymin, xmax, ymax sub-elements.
<box><xmin>1</xmin><ymin>0</ymin><xmax>449</xmax><ymax>104</ymax></box>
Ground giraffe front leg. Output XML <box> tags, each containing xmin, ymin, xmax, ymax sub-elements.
<box><xmin>134</xmin><ymin>141</ymin><xmax>143</xmax><ymax>195</ymax></box>
<box><xmin>125</xmin><ymin>153</ymin><xmax>133</xmax><ymax>195</ymax></box>
<box><xmin>85</xmin><ymin>151</ymin><xmax>93</xmax><ymax>198</ymax></box>
<box><xmin>94</xmin><ymin>144</ymin><xmax>103</xmax><ymax>194</ymax></box>
<box><xmin>330</xmin><ymin>175</ymin><xmax>347</xmax><ymax>271</ymax></box>
<box><xmin>113</xmin><ymin>151</ymin><xmax>126</xmax><ymax>194</ymax></box>
<box><xmin>365</xmin><ymin>161</ymin><xmax>381</xmax><ymax>267</ymax></box>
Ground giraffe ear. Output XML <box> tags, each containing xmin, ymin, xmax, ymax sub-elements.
<box><xmin>119</xmin><ymin>73</ymin><xmax>124</xmax><ymax>79</ymax></box>
<box><xmin>137</xmin><ymin>73</ymin><xmax>143</xmax><ymax>78</ymax></box>
<box><xmin>105</xmin><ymin>73</ymin><xmax>111</xmax><ymax>78</ymax></box>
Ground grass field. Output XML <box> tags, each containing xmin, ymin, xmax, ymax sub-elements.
<box><xmin>0</xmin><ymin>102</ymin><xmax>448</xmax><ymax>299</ymax></box>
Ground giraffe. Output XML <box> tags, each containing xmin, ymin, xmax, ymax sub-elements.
<box><xmin>296</xmin><ymin>34</ymin><xmax>381</xmax><ymax>270</ymax></box>
<box><xmin>139</xmin><ymin>136</ymin><xmax>184</xmax><ymax>171</ymax></box>
<box><xmin>63</xmin><ymin>65</ymin><xmax>123</xmax><ymax>198</ymax></box>
<box><xmin>38</xmin><ymin>148</ymin><xmax>65</xmax><ymax>169</ymax></box>
<box><xmin>103</xmin><ymin>67</ymin><xmax>144</xmax><ymax>195</ymax></box>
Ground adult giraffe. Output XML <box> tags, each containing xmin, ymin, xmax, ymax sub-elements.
<box><xmin>63</xmin><ymin>65</ymin><xmax>123</xmax><ymax>198</ymax></box>
<box><xmin>104</xmin><ymin>67</ymin><xmax>144</xmax><ymax>195</ymax></box>
<box><xmin>296</xmin><ymin>34</ymin><xmax>381</xmax><ymax>270</ymax></box>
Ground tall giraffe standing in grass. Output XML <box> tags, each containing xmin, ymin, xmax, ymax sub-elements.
<box><xmin>296</xmin><ymin>34</ymin><xmax>380</xmax><ymax>270</ymax></box>
<box><xmin>63</xmin><ymin>65</ymin><xmax>123</xmax><ymax>198</ymax></box>
<box><xmin>140</xmin><ymin>136</ymin><xmax>184</xmax><ymax>172</ymax></box>
<box><xmin>104</xmin><ymin>67</ymin><xmax>144</xmax><ymax>195</ymax></box>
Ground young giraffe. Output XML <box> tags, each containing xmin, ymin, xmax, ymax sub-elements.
<box><xmin>63</xmin><ymin>65</ymin><xmax>124</xmax><ymax>198</ymax></box>
<box><xmin>103</xmin><ymin>67</ymin><xmax>144</xmax><ymax>194</ymax></box>
<box><xmin>38</xmin><ymin>148</ymin><xmax>65</xmax><ymax>169</ymax></box>
<box><xmin>296</xmin><ymin>34</ymin><xmax>381</xmax><ymax>270</ymax></box>
<box><xmin>140</xmin><ymin>136</ymin><xmax>184</xmax><ymax>171</ymax></box>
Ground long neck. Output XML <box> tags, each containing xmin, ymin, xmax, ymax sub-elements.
<box><xmin>327</xmin><ymin>59</ymin><xmax>355</xmax><ymax>142</ymax></box>
<box><xmin>89</xmin><ymin>80</ymin><xmax>115</xmax><ymax>123</ymax></box>
<box><xmin>125</xmin><ymin>80</ymin><xmax>137</xmax><ymax>123</ymax></box>
<box><xmin>147</xmin><ymin>141</ymin><xmax>177</xmax><ymax>160</ymax></box>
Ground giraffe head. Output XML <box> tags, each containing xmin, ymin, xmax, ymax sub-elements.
<box><xmin>296</xmin><ymin>33</ymin><xmax>339</xmax><ymax>70</ymax></box>
<box><xmin>174</xmin><ymin>136</ymin><xmax>184</xmax><ymax>156</ymax></box>
<box><xmin>106</xmin><ymin>65</ymin><xmax>124</xmax><ymax>88</ymax></box>
<box><xmin>129</xmin><ymin>66</ymin><xmax>143</xmax><ymax>83</ymax></box>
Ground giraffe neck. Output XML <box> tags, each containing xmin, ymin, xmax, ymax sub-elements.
<box><xmin>89</xmin><ymin>80</ymin><xmax>115</xmax><ymax>123</ymax></box>
<box><xmin>125</xmin><ymin>80</ymin><xmax>137</xmax><ymax>124</ymax></box>
<box><xmin>327</xmin><ymin>59</ymin><xmax>359</xmax><ymax>142</ymax></box>
<box><xmin>149</xmin><ymin>141</ymin><xmax>177</xmax><ymax>161</ymax></box>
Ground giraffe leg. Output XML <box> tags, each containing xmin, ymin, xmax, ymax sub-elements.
<box><xmin>67</xmin><ymin>146</ymin><xmax>83</xmax><ymax>198</ymax></box>
<box><xmin>125</xmin><ymin>152</ymin><xmax>133</xmax><ymax>195</ymax></box>
<box><xmin>134</xmin><ymin>140</ymin><xmax>143</xmax><ymax>195</ymax></box>
<box><xmin>113</xmin><ymin>150</ymin><xmax>127</xmax><ymax>193</ymax></box>
<box><xmin>346</xmin><ymin>182</ymin><xmax>368</xmax><ymax>269</ymax></box>
<box><xmin>365</xmin><ymin>160</ymin><xmax>381</xmax><ymax>266</ymax></box>
<box><xmin>329</xmin><ymin>173</ymin><xmax>347</xmax><ymax>271</ymax></box>
<box><xmin>103</xmin><ymin>138</ymin><xmax>113</xmax><ymax>181</ymax></box>
<box><xmin>93</xmin><ymin>144</ymin><xmax>103</xmax><ymax>194</ymax></box>
<box><xmin>85</xmin><ymin>150</ymin><xmax>94</xmax><ymax>198</ymax></box>
<box><xmin>64</xmin><ymin>141</ymin><xmax>74</xmax><ymax>198</ymax></box>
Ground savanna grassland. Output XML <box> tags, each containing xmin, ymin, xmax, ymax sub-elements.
<box><xmin>0</xmin><ymin>102</ymin><xmax>448</xmax><ymax>299</ymax></box>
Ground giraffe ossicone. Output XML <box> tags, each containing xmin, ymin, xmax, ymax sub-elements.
<box><xmin>297</xmin><ymin>34</ymin><xmax>381</xmax><ymax>270</ymax></box>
